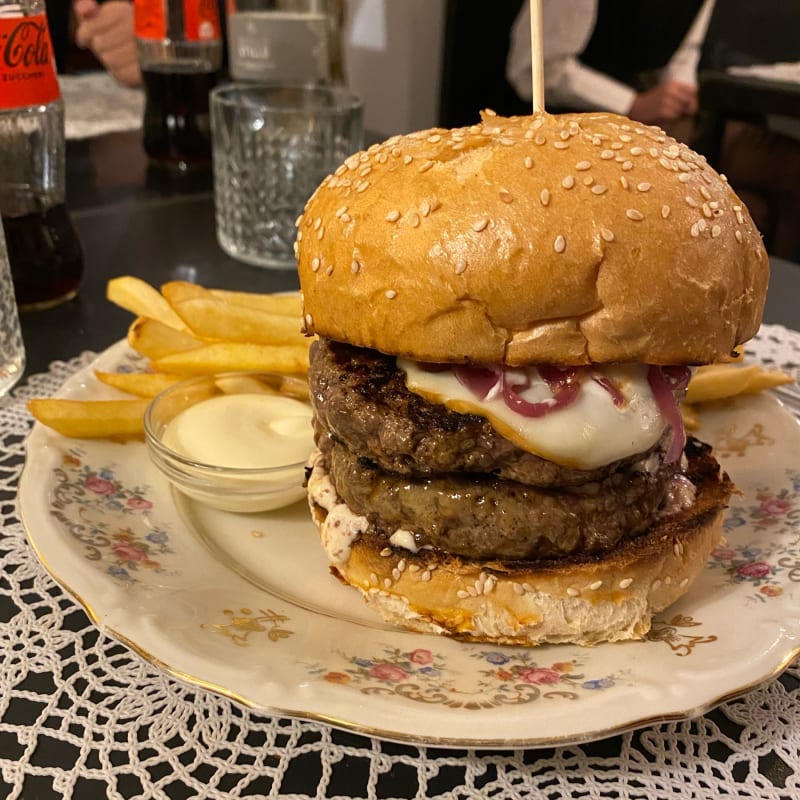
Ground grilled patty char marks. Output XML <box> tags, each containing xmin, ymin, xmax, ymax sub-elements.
<box><xmin>309</xmin><ymin>337</ymin><xmax>680</xmax><ymax>561</ymax></box>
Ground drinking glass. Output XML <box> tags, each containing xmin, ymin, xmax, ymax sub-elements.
<box><xmin>210</xmin><ymin>82</ymin><xmax>363</xmax><ymax>269</ymax></box>
<box><xmin>0</xmin><ymin>222</ymin><xmax>25</xmax><ymax>395</ymax></box>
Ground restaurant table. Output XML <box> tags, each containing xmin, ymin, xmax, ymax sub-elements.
<box><xmin>0</xmin><ymin>131</ymin><xmax>799</xmax><ymax>799</ymax></box>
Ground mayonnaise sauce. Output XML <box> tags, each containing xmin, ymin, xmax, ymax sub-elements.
<box><xmin>162</xmin><ymin>393</ymin><xmax>313</xmax><ymax>469</ymax></box>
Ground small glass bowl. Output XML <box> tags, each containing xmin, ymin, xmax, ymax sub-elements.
<box><xmin>144</xmin><ymin>372</ymin><xmax>312</xmax><ymax>513</ymax></box>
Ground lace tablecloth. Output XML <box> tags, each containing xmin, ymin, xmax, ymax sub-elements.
<box><xmin>1</xmin><ymin>326</ymin><xmax>799</xmax><ymax>799</ymax></box>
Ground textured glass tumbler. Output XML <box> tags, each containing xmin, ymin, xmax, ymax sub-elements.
<box><xmin>211</xmin><ymin>83</ymin><xmax>363</xmax><ymax>269</ymax></box>
<box><xmin>0</xmin><ymin>222</ymin><xmax>24</xmax><ymax>395</ymax></box>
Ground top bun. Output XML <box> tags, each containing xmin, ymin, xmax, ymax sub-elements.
<box><xmin>296</xmin><ymin>111</ymin><xmax>768</xmax><ymax>366</ymax></box>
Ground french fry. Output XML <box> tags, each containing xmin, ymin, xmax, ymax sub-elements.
<box><xmin>150</xmin><ymin>343</ymin><xmax>310</xmax><ymax>376</ymax></box>
<box><xmin>95</xmin><ymin>371</ymin><xmax>187</xmax><ymax>398</ymax></box>
<box><xmin>686</xmin><ymin>364</ymin><xmax>793</xmax><ymax>405</ymax></box>
<box><xmin>169</xmin><ymin>297</ymin><xmax>309</xmax><ymax>347</ymax></box>
<box><xmin>213</xmin><ymin>373</ymin><xmax>310</xmax><ymax>401</ymax></box>
<box><xmin>210</xmin><ymin>288</ymin><xmax>302</xmax><ymax>318</ymax></box>
<box><xmin>160</xmin><ymin>280</ymin><xmax>215</xmax><ymax>306</ymax></box>
<box><xmin>107</xmin><ymin>276</ymin><xmax>186</xmax><ymax>330</ymax></box>
<box><xmin>128</xmin><ymin>316</ymin><xmax>206</xmax><ymax>360</ymax></box>
<box><xmin>28</xmin><ymin>398</ymin><xmax>149</xmax><ymax>439</ymax></box>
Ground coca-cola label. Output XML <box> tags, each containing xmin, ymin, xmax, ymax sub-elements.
<box><xmin>0</xmin><ymin>15</ymin><xmax>60</xmax><ymax>110</ymax></box>
<box><xmin>134</xmin><ymin>0</ymin><xmax>221</xmax><ymax>41</ymax></box>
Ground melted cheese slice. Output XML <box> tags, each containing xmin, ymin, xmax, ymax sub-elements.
<box><xmin>398</xmin><ymin>360</ymin><xmax>667</xmax><ymax>469</ymax></box>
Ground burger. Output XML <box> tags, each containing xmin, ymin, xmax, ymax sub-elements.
<box><xmin>295</xmin><ymin>111</ymin><xmax>768</xmax><ymax>646</ymax></box>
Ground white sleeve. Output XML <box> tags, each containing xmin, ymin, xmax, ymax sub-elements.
<box><xmin>661</xmin><ymin>0</ymin><xmax>717</xmax><ymax>85</ymax></box>
<box><xmin>506</xmin><ymin>0</ymin><xmax>636</xmax><ymax>115</ymax></box>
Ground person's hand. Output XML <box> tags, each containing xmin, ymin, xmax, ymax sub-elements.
<box><xmin>73</xmin><ymin>0</ymin><xmax>142</xmax><ymax>88</ymax></box>
<box><xmin>628</xmin><ymin>80</ymin><xmax>697</xmax><ymax>124</ymax></box>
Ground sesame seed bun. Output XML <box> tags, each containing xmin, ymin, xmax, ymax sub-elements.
<box><xmin>297</xmin><ymin>111</ymin><xmax>768</xmax><ymax>366</ymax></box>
<box><xmin>307</xmin><ymin>440</ymin><xmax>733</xmax><ymax>646</ymax></box>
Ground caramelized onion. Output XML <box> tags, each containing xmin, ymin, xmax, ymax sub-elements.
<box><xmin>648</xmin><ymin>365</ymin><xmax>687</xmax><ymax>463</ymax></box>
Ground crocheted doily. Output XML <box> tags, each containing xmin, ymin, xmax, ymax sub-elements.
<box><xmin>1</xmin><ymin>326</ymin><xmax>798</xmax><ymax>799</ymax></box>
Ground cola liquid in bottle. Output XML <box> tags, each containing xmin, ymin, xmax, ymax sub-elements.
<box><xmin>0</xmin><ymin>0</ymin><xmax>84</xmax><ymax>311</ymax></box>
<box><xmin>134</xmin><ymin>0</ymin><xmax>223</xmax><ymax>170</ymax></box>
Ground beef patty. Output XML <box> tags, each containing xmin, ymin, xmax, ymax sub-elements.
<box><xmin>309</xmin><ymin>338</ymin><xmax>667</xmax><ymax>487</ymax></box>
<box><xmin>309</xmin><ymin>338</ymin><xmax>681</xmax><ymax>561</ymax></box>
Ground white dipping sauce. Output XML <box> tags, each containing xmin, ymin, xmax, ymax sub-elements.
<box><xmin>163</xmin><ymin>393</ymin><xmax>313</xmax><ymax>469</ymax></box>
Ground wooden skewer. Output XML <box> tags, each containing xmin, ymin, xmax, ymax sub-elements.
<box><xmin>529</xmin><ymin>0</ymin><xmax>545</xmax><ymax>113</ymax></box>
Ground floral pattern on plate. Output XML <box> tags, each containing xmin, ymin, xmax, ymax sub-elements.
<box><xmin>306</xmin><ymin>646</ymin><xmax>620</xmax><ymax>709</ymax></box>
<box><xmin>49</xmin><ymin>448</ymin><xmax>176</xmax><ymax>582</ymax></box>
<box><xmin>707</xmin><ymin>469</ymin><xmax>800</xmax><ymax>602</ymax></box>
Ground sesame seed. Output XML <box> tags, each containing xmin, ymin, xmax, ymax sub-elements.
<box><xmin>566</xmin><ymin>586</ymin><xmax>580</xmax><ymax>597</ymax></box>
<box><xmin>659</xmin><ymin>157</ymin><xmax>673</xmax><ymax>170</ymax></box>
<box><xmin>377</xmin><ymin>152</ymin><xmax>388</xmax><ymax>164</ymax></box>
<box><xmin>600</xmin><ymin>150</ymin><xmax>614</xmax><ymax>160</ymax></box>
<box><xmin>622</xmin><ymin>161</ymin><xmax>633</xmax><ymax>171</ymax></box>
<box><xmin>649</xmin><ymin>147</ymin><xmax>660</xmax><ymax>158</ymax></box>
<box><xmin>419</xmin><ymin>160</ymin><xmax>434</xmax><ymax>173</ymax></box>
<box><xmin>369</xmin><ymin>572</ymin><xmax>378</xmax><ymax>584</ymax></box>
<box><xmin>591</xmin><ymin>184</ymin><xmax>607</xmax><ymax>194</ymax></box>
<box><xmin>512</xmin><ymin>582</ymin><xmax>524</xmax><ymax>595</ymax></box>
<box><xmin>674</xmin><ymin>542</ymin><xmax>683</xmax><ymax>557</ymax></box>
<box><xmin>383</xmin><ymin>578</ymin><xmax>392</xmax><ymax>589</ymax></box>
<box><xmin>340</xmin><ymin>213</ymin><xmax>352</xmax><ymax>223</ymax></box>
<box><xmin>619</xmin><ymin>134</ymin><xmax>632</xmax><ymax>143</ymax></box>
<box><xmin>409</xmin><ymin>213</ymin><xmax>421</xmax><ymax>228</ymax></box>
<box><xmin>685</xmin><ymin>196</ymin><xmax>699</xmax><ymax>208</ymax></box>
<box><xmin>630</xmin><ymin>146</ymin><xmax>644</xmax><ymax>156</ymax></box>
<box><xmin>403</xmin><ymin>154</ymin><xmax>413</xmax><ymax>165</ymax></box>
<box><xmin>456</xmin><ymin>590</ymin><xmax>469</xmax><ymax>599</ymax></box>
<box><xmin>311</xmin><ymin>257</ymin><xmax>320</xmax><ymax>272</ymax></box>
<box><xmin>524</xmin><ymin>156</ymin><xmax>534</xmax><ymax>169</ymax></box>
<box><xmin>620</xmin><ymin>176</ymin><xmax>629</xmax><ymax>190</ymax></box>
<box><xmin>637</xmin><ymin>182</ymin><xmax>652</xmax><ymax>192</ymax></box>
<box><xmin>391</xmin><ymin>568</ymin><xmax>401</xmax><ymax>581</ymax></box>
<box><xmin>335</xmin><ymin>164</ymin><xmax>347</xmax><ymax>176</ymax></box>
<box><xmin>472</xmin><ymin>217</ymin><xmax>490</xmax><ymax>232</ymax></box>
<box><xmin>540</xmin><ymin>189</ymin><xmax>551</xmax><ymax>206</ymax></box>
<box><xmin>652</xmin><ymin>579</ymin><xmax>662</xmax><ymax>590</ymax></box>
<box><xmin>335</xmin><ymin>205</ymin><xmax>348</xmax><ymax>218</ymax></box>
<box><xmin>661</xmin><ymin>205</ymin><xmax>671</xmax><ymax>219</ymax></box>
<box><xmin>295</xmin><ymin>214</ymin><xmax>303</xmax><ymax>227</ymax></box>
<box><xmin>535</xmin><ymin>134</ymin><xmax>547</xmax><ymax>145</ymax></box>
<box><xmin>626</xmin><ymin>209</ymin><xmax>644</xmax><ymax>221</ymax></box>
<box><xmin>562</xmin><ymin>175</ymin><xmax>575</xmax><ymax>189</ymax></box>
<box><xmin>665</xmin><ymin>576</ymin><xmax>672</xmax><ymax>585</ymax></box>
<box><xmin>601</xmin><ymin>228</ymin><xmax>614</xmax><ymax>242</ymax></box>
<box><xmin>576</xmin><ymin>160</ymin><xmax>592</xmax><ymax>170</ymax></box>
<box><xmin>678</xmin><ymin>172</ymin><xmax>691</xmax><ymax>183</ymax></box>
<box><xmin>500</xmin><ymin>137</ymin><xmax>515</xmax><ymax>146</ymax></box>
<box><xmin>356</xmin><ymin>181</ymin><xmax>369</xmax><ymax>193</ymax></box>
<box><xmin>304</xmin><ymin>313</ymin><xmax>313</xmax><ymax>327</ymax></box>
<box><xmin>554</xmin><ymin>234</ymin><xmax>566</xmax><ymax>253</ymax></box>
<box><xmin>702</xmin><ymin>203</ymin><xmax>713</xmax><ymax>218</ymax></box>
<box><xmin>313</xmin><ymin>217</ymin><xmax>321</xmax><ymax>231</ymax></box>
<box><xmin>690</xmin><ymin>222</ymin><xmax>700</xmax><ymax>237</ymax></box>
<box><xmin>325</xmin><ymin>264</ymin><xmax>334</xmax><ymax>276</ymax></box>
<box><xmin>391</xmin><ymin>147</ymin><xmax>402</xmax><ymax>158</ymax></box>
<box><xmin>735</xmin><ymin>230</ymin><xmax>743</xmax><ymax>243</ymax></box>
<box><xmin>427</xmin><ymin>133</ymin><xmax>441</xmax><ymax>143</ymax></box>
<box><xmin>680</xmin><ymin>578</ymin><xmax>690</xmax><ymax>588</ymax></box>
<box><xmin>385</xmin><ymin>209</ymin><xmax>400</xmax><ymax>222</ymax></box>
<box><xmin>560</xmin><ymin>129</ymin><xmax>570</xmax><ymax>140</ymax></box>
<box><xmin>385</xmin><ymin>289</ymin><xmax>397</xmax><ymax>299</ymax></box>
<box><xmin>499</xmin><ymin>190</ymin><xmax>514</xmax><ymax>204</ymax></box>
<box><xmin>316</xmin><ymin>226</ymin><xmax>325</xmax><ymax>240</ymax></box>
<box><xmin>712</xmin><ymin>225</ymin><xmax>722</xmax><ymax>238</ymax></box>
<box><xmin>524</xmin><ymin>129</ymin><xmax>534</xmax><ymax>140</ymax></box>
<box><xmin>619</xmin><ymin>578</ymin><xmax>633</xmax><ymax>589</ymax></box>
<box><xmin>455</xmin><ymin>258</ymin><xmax>467</xmax><ymax>275</ymax></box>
<box><xmin>350</xmin><ymin>259</ymin><xmax>361</xmax><ymax>274</ymax></box>
<box><xmin>736</xmin><ymin>210</ymin><xmax>745</xmax><ymax>225</ymax></box>
<box><xmin>360</xmin><ymin>166</ymin><xmax>372</xmax><ymax>177</ymax></box>
<box><xmin>583</xmin><ymin>175</ymin><xmax>594</xmax><ymax>186</ymax></box>
<box><xmin>588</xmin><ymin>580</ymin><xmax>603</xmax><ymax>591</ymax></box>
<box><xmin>420</xmin><ymin>200</ymin><xmax>432</xmax><ymax>216</ymax></box>
<box><xmin>430</xmin><ymin>196</ymin><xmax>442</xmax><ymax>212</ymax></box>
<box><xmin>484</xmin><ymin>108</ymin><xmax>497</xmax><ymax>117</ymax></box>
<box><xmin>421</xmin><ymin>570</ymin><xmax>431</xmax><ymax>582</ymax></box>
<box><xmin>553</xmin><ymin>141</ymin><xmax>569</xmax><ymax>150</ymax></box>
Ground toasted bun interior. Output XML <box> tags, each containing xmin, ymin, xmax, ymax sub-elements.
<box><xmin>297</xmin><ymin>111</ymin><xmax>768</xmax><ymax>366</ymax></box>
<box><xmin>307</xmin><ymin>443</ymin><xmax>733</xmax><ymax>646</ymax></box>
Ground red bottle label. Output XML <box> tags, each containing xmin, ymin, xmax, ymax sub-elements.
<box><xmin>135</xmin><ymin>0</ymin><xmax>221</xmax><ymax>41</ymax></box>
<box><xmin>0</xmin><ymin>15</ymin><xmax>61</xmax><ymax>110</ymax></box>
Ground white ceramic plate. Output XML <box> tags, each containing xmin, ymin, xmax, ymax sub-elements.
<box><xmin>19</xmin><ymin>341</ymin><xmax>800</xmax><ymax>747</ymax></box>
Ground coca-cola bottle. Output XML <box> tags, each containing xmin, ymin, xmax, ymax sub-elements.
<box><xmin>0</xmin><ymin>0</ymin><xmax>83</xmax><ymax>311</ymax></box>
<box><xmin>134</xmin><ymin>0</ymin><xmax>223</xmax><ymax>170</ymax></box>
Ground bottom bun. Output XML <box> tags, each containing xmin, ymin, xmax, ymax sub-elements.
<box><xmin>307</xmin><ymin>440</ymin><xmax>733</xmax><ymax>646</ymax></box>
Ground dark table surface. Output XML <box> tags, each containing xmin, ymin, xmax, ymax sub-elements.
<box><xmin>8</xmin><ymin>129</ymin><xmax>800</xmax><ymax>798</ymax></box>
